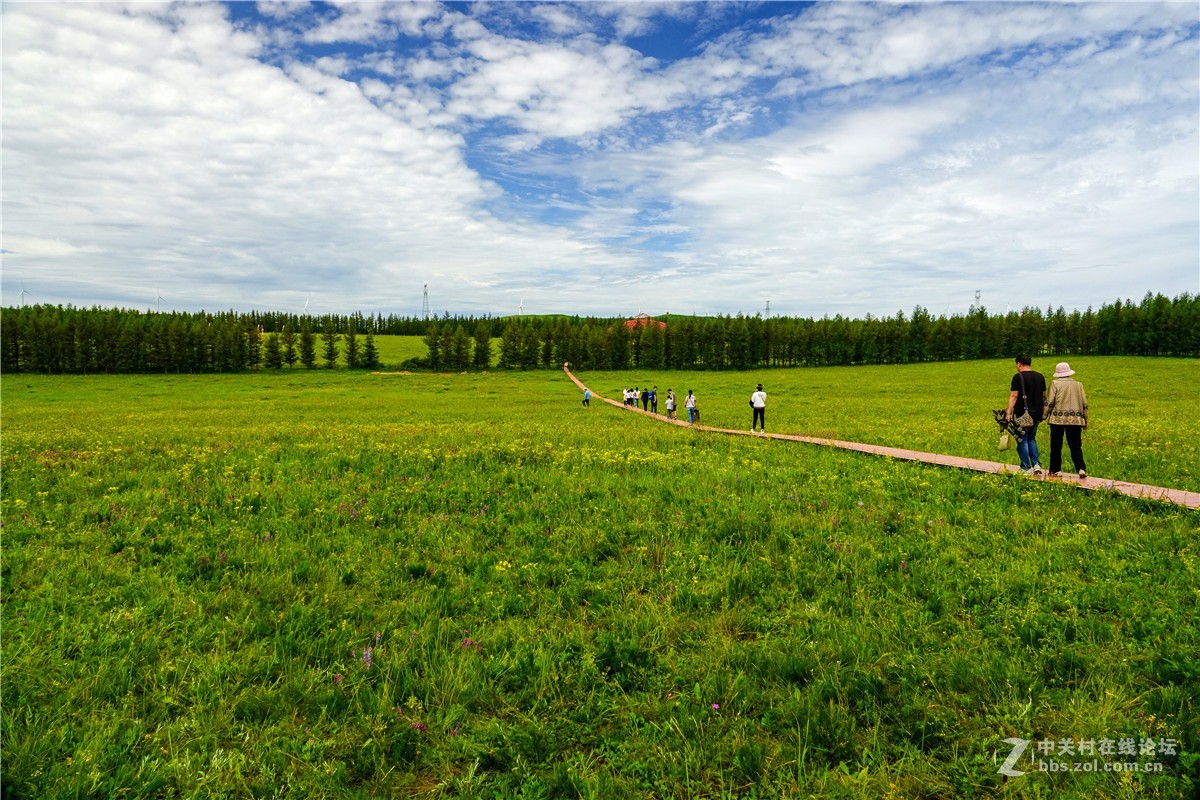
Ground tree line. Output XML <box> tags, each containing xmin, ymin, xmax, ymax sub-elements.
<box><xmin>238</xmin><ymin>309</ymin><xmax>498</xmax><ymax>336</ymax></box>
<box><xmin>2</xmin><ymin>292</ymin><xmax>1195</xmax><ymax>374</ymax></box>
<box><xmin>0</xmin><ymin>307</ymin><xmax>383</xmax><ymax>374</ymax></box>
<box><xmin>423</xmin><ymin>292</ymin><xmax>1198</xmax><ymax>371</ymax></box>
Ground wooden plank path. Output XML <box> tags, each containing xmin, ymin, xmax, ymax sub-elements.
<box><xmin>565</xmin><ymin>365</ymin><xmax>1200</xmax><ymax>511</ymax></box>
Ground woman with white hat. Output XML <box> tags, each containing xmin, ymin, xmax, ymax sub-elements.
<box><xmin>1043</xmin><ymin>362</ymin><xmax>1088</xmax><ymax>478</ymax></box>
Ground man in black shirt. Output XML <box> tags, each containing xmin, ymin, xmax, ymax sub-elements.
<box><xmin>1006</xmin><ymin>354</ymin><xmax>1047</xmax><ymax>474</ymax></box>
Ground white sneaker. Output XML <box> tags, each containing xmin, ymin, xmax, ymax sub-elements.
<box><xmin>1032</xmin><ymin>465</ymin><xmax>1044</xmax><ymax>475</ymax></box>
<box><xmin>1078</xmin><ymin>470</ymin><xmax>1087</xmax><ymax>479</ymax></box>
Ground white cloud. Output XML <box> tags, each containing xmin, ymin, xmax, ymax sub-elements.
<box><xmin>2</xmin><ymin>1</ymin><xmax>1195</xmax><ymax>318</ymax></box>
<box><xmin>446</xmin><ymin>36</ymin><xmax>677</xmax><ymax>145</ymax></box>
<box><xmin>548</xmin><ymin>20</ymin><xmax>1197</xmax><ymax>314</ymax></box>
<box><xmin>529</xmin><ymin>4</ymin><xmax>587</xmax><ymax>36</ymax></box>
<box><xmin>302</xmin><ymin>1</ymin><xmax>440</xmax><ymax>44</ymax></box>
<box><xmin>2</xmin><ymin>2</ymin><xmax>633</xmax><ymax>313</ymax></box>
<box><xmin>256</xmin><ymin>1</ymin><xmax>311</xmax><ymax>21</ymax></box>
<box><xmin>729</xmin><ymin>2</ymin><xmax>1196</xmax><ymax>94</ymax></box>
<box><xmin>591</xmin><ymin>1</ymin><xmax>699</xmax><ymax>40</ymax></box>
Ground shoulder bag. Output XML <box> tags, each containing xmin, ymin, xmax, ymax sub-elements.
<box><xmin>1014</xmin><ymin>372</ymin><xmax>1035</xmax><ymax>432</ymax></box>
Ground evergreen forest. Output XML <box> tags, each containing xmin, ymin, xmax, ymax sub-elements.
<box><xmin>2</xmin><ymin>292</ymin><xmax>1195</xmax><ymax>374</ymax></box>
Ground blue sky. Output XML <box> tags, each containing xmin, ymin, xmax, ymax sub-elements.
<box><xmin>3</xmin><ymin>1</ymin><xmax>1197</xmax><ymax>318</ymax></box>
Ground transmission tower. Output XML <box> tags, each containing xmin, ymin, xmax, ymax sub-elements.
<box><xmin>765</xmin><ymin>300</ymin><xmax>771</xmax><ymax>318</ymax></box>
<box><xmin>422</xmin><ymin>284</ymin><xmax>430</xmax><ymax>320</ymax></box>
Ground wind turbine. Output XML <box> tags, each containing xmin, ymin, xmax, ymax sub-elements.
<box><xmin>519</xmin><ymin>298</ymin><xmax>524</xmax><ymax>316</ymax></box>
<box><xmin>154</xmin><ymin>289</ymin><xmax>164</xmax><ymax>313</ymax></box>
<box><xmin>303</xmin><ymin>295</ymin><xmax>311</xmax><ymax>314</ymax></box>
<box><xmin>19</xmin><ymin>281</ymin><xmax>31</xmax><ymax>307</ymax></box>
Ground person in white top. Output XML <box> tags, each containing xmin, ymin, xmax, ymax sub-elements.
<box><xmin>685</xmin><ymin>390</ymin><xmax>697</xmax><ymax>424</ymax></box>
<box><xmin>750</xmin><ymin>383</ymin><xmax>767</xmax><ymax>432</ymax></box>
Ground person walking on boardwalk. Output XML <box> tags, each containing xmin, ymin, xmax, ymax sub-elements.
<box><xmin>650</xmin><ymin>386</ymin><xmax>658</xmax><ymax>414</ymax></box>
<box><xmin>685</xmin><ymin>390</ymin><xmax>697</xmax><ymax>424</ymax></box>
<box><xmin>641</xmin><ymin>387</ymin><xmax>650</xmax><ymax>411</ymax></box>
<box><xmin>750</xmin><ymin>383</ymin><xmax>767</xmax><ymax>433</ymax></box>
<box><xmin>1043</xmin><ymin>362</ymin><xmax>1088</xmax><ymax>478</ymax></box>
<box><xmin>1005</xmin><ymin>355</ymin><xmax>1045</xmax><ymax>474</ymax></box>
<box><xmin>665</xmin><ymin>389</ymin><xmax>676</xmax><ymax>420</ymax></box>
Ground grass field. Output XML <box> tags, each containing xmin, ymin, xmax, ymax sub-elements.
<box><xmin>580</xmin><ymin>357</ymin><xmax>1200</xmax><ymax>491</ymax></box>
<box><xmin>2</xmin><ymin>358</ymin><xmax>1197</xmax><ymax>799</ymax></box>
<box><xmin>371</xmin><ymin>335</ymin><xmax>430</xmax><ymax>368</ymax></box>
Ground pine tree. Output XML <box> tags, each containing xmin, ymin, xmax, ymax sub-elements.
<box><xmin>215</xmin><ymin>315</ymin><xmax>247</xmax><ymax>372</ymax></box>
<box><xmin>473</xmin><ymin>322</ymin><xmax>492</xmax><ymax>369</ymax></box>
<box><xmin>539</xmin><ymin>326</ymin><xmax>555</xmax><ymax>369</ymax></box>
<box><xmin>245</xmin><ymin>324</ymin><xmax>263</xmax><ymax>370</ymax></box>
<box><xmin>640</xmin><ymin>320</ymin><xmax>666</xmax><ymax>368</ymax></box>
<box><xmin>497</xmin><ymin>321</ymin><xmax>520</xmax><ymax>368</ymax></box>
<box><xmin>263</xmin><ymin>333</ymin><xmax>283</xmax><ymax>368</ymax></box>
<box><xmin>321</xmin><ymin>326</ymin><xmax>339</xmax><ymax>369</ymax></box>
<box><xmin>448</xmin><ymin>325</ymin><xmax>471</xmax><ymax>369</ymax></box>
<box><xmin>519</xmin><ymin>322</ymin><xmax>540</xmax><ymax>369</ymax></box>
<box><xmin>608</xmin><ymin>322</ymin><xmax>630</xmax><ymax>369</ymax></box>
<box><xmin>584</xmin><ymin>323</ymin><xmax>609</xmax><ymax>370</ymax></box>
<box><xmin>344</xmin><ymin>324</ymin><xmax>360</xmax><ymax>368</ymax></box>
<box><xmin>299</xmin><ymin>320</ymin><xmax>316</xmax><ymax>368</ymax></box>
<box><xmin>0</xmin><ymin>308</ymin><xmax>21</xmax><ymax>372</ymax></box>
<box><xmin>439</xmin><ymin>324</ymin><xmax>456</xmax><ymax>369</ymax></box>
<box><xmin>424</xmin><ymin>322</ymin><xmax>442</xmax><ymax>369</ymax></box>
<box><xmin>362</xmin><ymin>333</ymin><xmax>380</xmax><ymax>369</ymax></box>
<box><xmin>281</xmin><ymin>325</ymin><xmax>298</xmax><ymax>368</ymax></box>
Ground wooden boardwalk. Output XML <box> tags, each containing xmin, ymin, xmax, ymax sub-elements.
<box><xmin>566</xmin><ymin>365</ymin><xmax>1200</xmax><ymax>511</ymax></box>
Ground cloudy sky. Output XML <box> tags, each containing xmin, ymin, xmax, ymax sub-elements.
<box><xmin>3</xmin><ymin>1</ymin><xmax>1197</xmax><ymax>319</ymax></box>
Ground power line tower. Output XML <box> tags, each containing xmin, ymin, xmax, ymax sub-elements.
<box><xmin>765</xmin><ymin>300</ymin><xmax>770</xmax><ymax>319</ymax></box>
<box><xmin>422</xmin><ymin>284</ymin><xmax>430</xmax><ymax>320</ymax></box>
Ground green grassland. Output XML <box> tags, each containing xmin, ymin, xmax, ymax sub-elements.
<box><xmin>583</xmin><ymin>357</ymin><xmax>1200</xmax><ymax>490</ymax></box>
<box><xmin>2</xmin><ymin>358</ymin><xmax>1197</xmax><ymax>799</ymax></box>
<box><xmin>363</xmin><ymin>335</ymin><xmax>429</xmax><ymax>368</ymax></box>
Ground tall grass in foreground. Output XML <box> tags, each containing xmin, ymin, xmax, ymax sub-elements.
<box><xmin>2</xmin><ymin>360</ymin><xmax>1196</xmax><ymax>799</ymax></box>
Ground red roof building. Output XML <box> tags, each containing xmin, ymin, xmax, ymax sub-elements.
<box><xmin>623</xmin><ymin>313</ymin><xmax>667</xmax><ymax>330</ymax></box>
